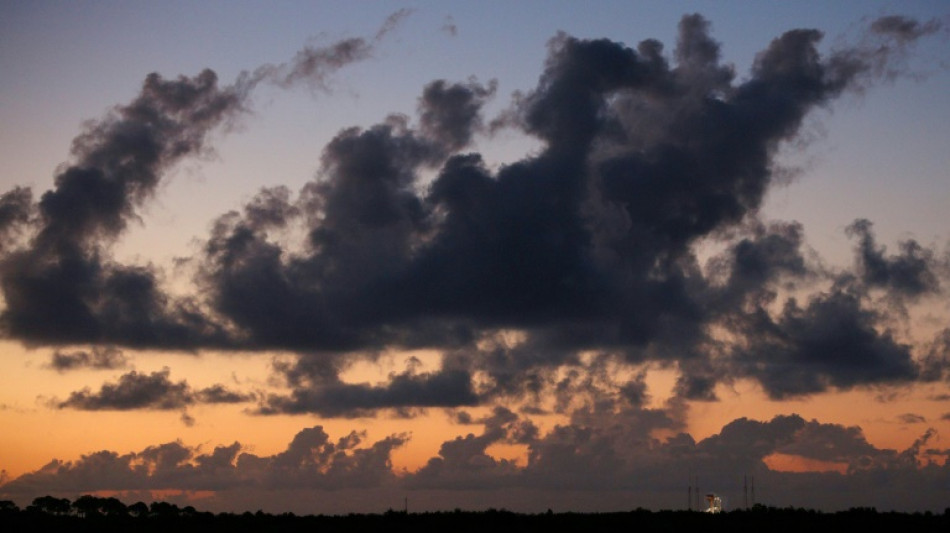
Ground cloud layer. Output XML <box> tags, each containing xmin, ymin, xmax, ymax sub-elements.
<box><xmin>1</xmin><ymin>12</ymin><xmax>946</xmax><ymax>412</ymax></box>
<box><xmin>0</xmin><ymin>11</ymin><xmax>944</xmax><ymax>410</ymax></box>
<box><xmin>1</xmin><ymin>11</ymin><xmax>948</xmax><ymax>513</ymax></box>
<box><xmin>1</xmin><ymin>413</ymin><xmax>946</xmax><ymax>513</ymax></box>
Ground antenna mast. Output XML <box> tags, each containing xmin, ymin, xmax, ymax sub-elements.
<box><xmin>751</xmin><ymin>475</ymin><xmax>755</xmax><ymax>507</ymax></box>
<box><xmin>688</xmin><ymin>473</ymin><xmax>692</xmax><ymax>511</ymax></box>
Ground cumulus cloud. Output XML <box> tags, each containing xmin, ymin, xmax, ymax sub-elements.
<box><xmin>0</xmin><ymin>67</ymin><xmax>243</xmax><ymax>349</ymax></box>
<box><xmin>0</xmin><ymin>12</ymin><xmax>410</xmax><ymax>351</ymax></box>
<box><xmin>727</xmin><ymin>289</ymin><xmax>919</xmax><ymax>399</ymax></box>
<box><xmin>845</xmin><ymin>218</ymin><xmax>941</xmax><ymax>297</ymax></box>
<box><xmin>0</xmin><ymin>425</ymin><xmax>406</xmax><ymax>497</ymax></box>
<box><xmin>2</xmin><ymin>10</ymin><xmax>949</xmax><ymax>516</ymax></box>
<box><xmin>259</xmin><ymin>367</ymin><xmax>479</xmax><ymax>417</ymax></box>
<box><xmin>1</xmin><ymin>414</ymin><xmax>946</xmax><ymax>513</ymax></box>
<box><xmin>54</xmin><ymin>368</ymin><xmax>253</xmax><ymax>411</ymax></box>
<box><xmin>47</xmin><ymin>346</ymin><xmax>128</xmax><ymax>372</ymax></box>
<box><xmin>0</xmin><ymin>13</ymin><xmax>946</xmax><ymax>418</ymax></box>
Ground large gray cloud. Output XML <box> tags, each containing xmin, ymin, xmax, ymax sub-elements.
<box><xmin>0</xmin><ymin>12</ymin><xmax>411</xmax><ymax>350</ymax></box>
<box><xmin>195</xmin><ymin>14</ymin><xmax>948</xmax><ymax>415</ymax></box>
<box><xmin>0</xmin><ymin>13</ymin><xmax>947</xmax><ymax>417</ymax></box>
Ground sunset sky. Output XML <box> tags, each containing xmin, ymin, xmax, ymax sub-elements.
<box><xmin>1</xmin><ymin>0</ymin><xmax>949</xmax><ymax>515</ymax></box>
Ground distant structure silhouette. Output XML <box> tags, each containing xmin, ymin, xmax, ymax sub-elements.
<box><xmin>687</xmin><ymin>474</ymin><xmax>702</xmax><ymax>511</ymax></box>
<box><xmin>743</xmin><ymin>475</ymin><xmax>756</xmax><ymax>508</ymax></box>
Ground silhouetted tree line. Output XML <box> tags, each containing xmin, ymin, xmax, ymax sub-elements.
<box><xmin>1</xmin><ymin>496</ymin><xmax>949</xmax><ymax>532</ymax></box>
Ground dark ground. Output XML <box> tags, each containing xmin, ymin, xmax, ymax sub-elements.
<box><xmin>2</xmin><ymin>504</ymin><xmax>949</xmax><ymax>533</ymax></box>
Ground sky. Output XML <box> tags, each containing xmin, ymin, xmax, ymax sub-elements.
<box><xmin>0</xmin><ymin>0</ymin><xmax>949</xmax><ymax>515</ymax></box>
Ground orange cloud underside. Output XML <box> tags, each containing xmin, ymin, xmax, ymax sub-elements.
<box><xmin>763</xmin><ymin>453</ymin><xmax>847</xmax><ymax>474</ymax></box>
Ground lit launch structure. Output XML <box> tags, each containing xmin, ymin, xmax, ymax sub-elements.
<box><xmin>704</xmin><ymin>493</ymin><xmax>723</xmax><ymax>513</ymax></box>
<box><xmin>688</xmin><ymin>473</ymin><xmax>752</xmax><ymax>512</ymax></box>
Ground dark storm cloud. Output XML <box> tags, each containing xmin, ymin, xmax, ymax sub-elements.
<box><xmin>727</xmin><ymin>289</ymin><xmax>918</xmax><ymax>399</ymax></box>
<box><xmin>845</xmin><ymin>218</ymin><xmax>940</xmax><ymax>298</ymax></box>
<box><xmin>677</xmin><ymin>213</ymin><xmax>948</xmax><ymax>401</ymax></box>
<box><xmin>667</xmin><ymin>222</ymin><xmax>813</xmax><ymax>401</ymax></box>
<box><xmin>196</xmin><ymin>383</ymin><xmax>256</xmax><ymax>404</ymax></box>
<box><xmin>258</xmin><ymin>367</ymin><xmax>479</xmax><ymax>417</ymax></box>
<box><xmin>57</xmin><ymin>368</ymin><xmax>192</xmax><ymax>410</ymax></box>
<box><xmin>713</xmin><ymin>221</ymin><xmax>811</xmax><ymax>299</ymax></box>
<box><xmin>0</xmin><ymin>13</ymin><xmax>410</xmax><ymax>351</ymax></box>
<box><xmin>0</xmin><ymin>68</ymin><xmax>243</xmax><ymax>348</ymax></box>
<box><xmin>418</xmin><ymin>79</ymin><xmax>497</xmax><ymax>152</ymax></box>
<box><xmin>198</xmin><ymin>123</ymin><xmax>434</xmax><ymax>351</ymax></box>
<box><xmin>198</xmin><ymin>77</ymin><xmax>496</xmax><ymax>353</ymax></box>
<box><xmin>0</xmin><ymin>13</ymin><xmax>945</xmax><ymax>415</ymax></box>
<box><xmin>192</xmin><ymin>13</ymin><xmax>946</xmax><ymax>415</ymax></box>
<box><xmin>47</xmin><ymin>346</ymin><xmax>128</xmax><ymax>372</ymax></box>
<box><xmin>55</xmin><ymin>367</ymin><xmax>253</xmax><ymax>410</ymax></box>
<box><xmin>39</xmin><ymin>70</ymin><xmax>244</xmax><ymax>246</ymax></box>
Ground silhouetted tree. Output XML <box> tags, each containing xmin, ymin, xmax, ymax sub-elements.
<box><xmin>101</xmin><ymin>496</ymin><xmax>128</xmax><ymax>517</ymax></box>
<box><xmin>149</xmin><ymin>500</ymin><xmax>180</xmax><ymax>518</ymax></box>
<box><xmin>73</xmin><ymin>494</ymin><xmax>102</xmax><ymax>517</ymax></box>
<box><xmin>0</xmin><ymin>500</ymin><xmax>19</xmax><ymax>513</ymax></box>
<box><xmin>128</xmin><ymin>501</ymin><xmax>149</xmax><ymax>518</ymax></box>
<box><xmin>27</xmin><ymin>495</ymin><xmax>71</xmax><ymax>515</ymax></box>
<box><xmin>2</xmin><ymin>496</ymin><xmax>948</xmax><ymax>532</ymax></box>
